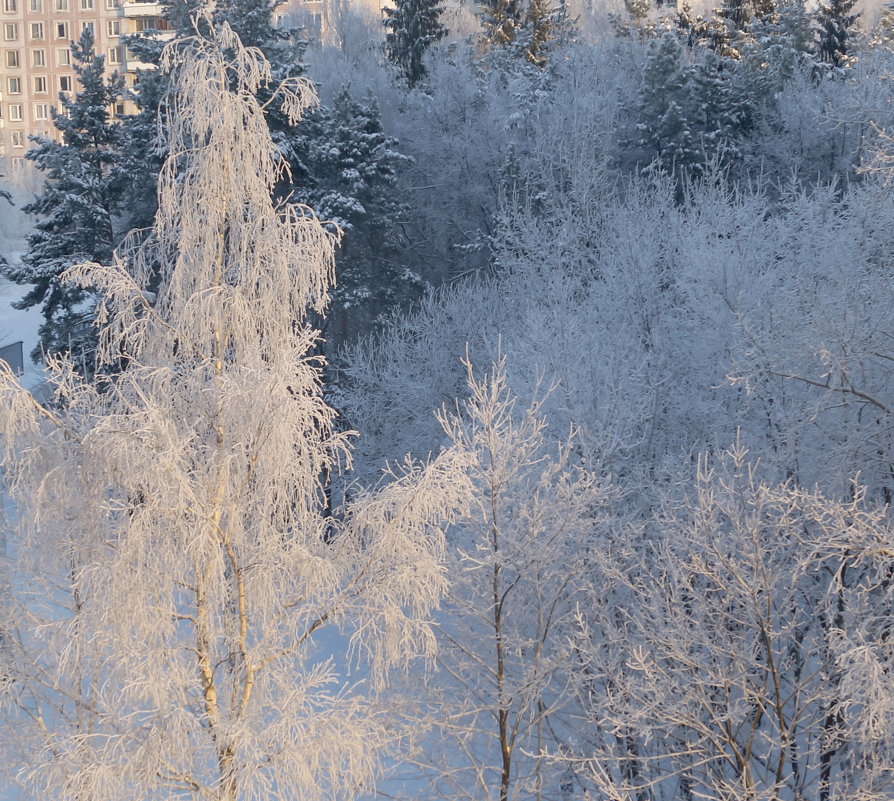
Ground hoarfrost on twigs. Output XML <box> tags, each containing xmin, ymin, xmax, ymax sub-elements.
<box><xmin>0</xmin><ymin>17</ymin><xmax>469</xmax><ymax>801</ymax></box>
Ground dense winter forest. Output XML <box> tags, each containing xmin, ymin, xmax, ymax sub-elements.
<box><xmin>1</xmin><ymin>0</ymin><xmax>894</xmax><ymax>797</ymax></box>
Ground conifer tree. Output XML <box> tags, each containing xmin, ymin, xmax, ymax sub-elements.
<box><xmin>632</xmin><ymin>32</ymin><xmax>696</xmax><ymax>173</ymax></box>
<box><xmin>302</xmin><ymin>87</ymin><xmax>417</xmax><ymax>341</ymax></box>
<box><xmin>1</xmin><ymin>30</ymin><xmax>124</xmax><ymax>366</ymax></box>
<box><xmin>525</xmin><ymin>0</ymin><xmax>563</xmax><ymax>66</ymax></box>
<box><xmin>383</xmin><ymin>0</ymin><xmax>447</xmax><ymax>87</ymax></box>
<box><xmin>480</xmin><ymin>0</ymin><xmax>569</xmax><ymax>66</ymax></box>
<box><xmin>114</xmin><ymin>0</ymin><xmax>205</xmax><ymax>234</ymax></box>
<box><xmin>624</xmin><ymin>0</ymin><xmax>651</xmax><ymax>26</ymax></box>
<box><xmin>751</xmin><ymin>0</ymin><xmax>776</xmax><ymax>22</ymax></box>
<box><xmin>715</xmin><ymin>0</ymin><xmax>774</xmax><ymax>41</ymax></box>
<box><xmin>631</xmin><ymin>33</ymin><xmax>754</xmax><ymax>178</ymax></box>
<box><xmin>745</xmin><ymin>0</ymin><xmax>815</xmax><ymax>87</ymax></box>
<box><xmin>816</xmin><ymin>0</ymin><xmax>859</xmax><ymax>66</ymax></box>
<box><xmin>481</xmin><ymin>0</ymin><xmax>524</xmax><ymax>48</ymax></box>
<box><xmin>717</xmin><ymin>0</ymin><xmax>751</xmax><ymax>32</ymax></box>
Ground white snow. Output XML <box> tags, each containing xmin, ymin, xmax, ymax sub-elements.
<box><xmin>0</xmin><ymin>274</ymin><xmax>46</xmax><ymax>392</ymax></box>
<box><xmin>0</xmin><ymin>166</ymin><xmax>45</xmax><ymax>392</ymax></box>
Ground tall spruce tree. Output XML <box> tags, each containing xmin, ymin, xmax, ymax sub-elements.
<box><xmin>715</xmin><ymin>0</ymin><xmax>775</xmax><ymax>40</ymax></box>
<box><xmin>1</xmin><ymin>30</ymin><xmax>124</xmax><ymax>366</ymax></box>
<box><xmin>717</xmin><ymin>0</ymin><xmax>751</xmax><ymax>32</ymax></box>
<box><xmin>525</xmin><ymin>0</ymin><xmax>562</xmax><ymax>66</ymax></box>
<box><xmin>383</xmin><ymin>0</ymin><xmax>447</xmax><ymax>87</ymax></box>
<box><xmin>481</xmin><ymin>0</ymin><xmax>524</xmax><ymax>48</ymax></box>
<box><xmin>623</xmin><ymin>0</ymin><xmax>651</xmax><ymax>26</ymax></box>
<box><xmin>816</xmin><ymin>0</ymin><xmax>859</xmax><ymax>66</ymax></box>
<box><xmin>302</xmin><ymin>87</ymin><xmax>416</xmax><ymax>342</ymax></box>
<box><xmin>745</xmin><ymin>0</ymin><xmax>816</xmax><ymax>89</ymax></box>
<box><xmin>480</xmin><ymin>0</ymin><xmax>570</xmax><ymax>67</ymax></box>
<box><xmin>630</xmin><ymin>31</ymin><xmax>754</xmax><ymax>179</ymax></box>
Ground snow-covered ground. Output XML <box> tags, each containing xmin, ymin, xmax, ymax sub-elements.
<box><xmin>0</xmin><ymin>165</ymin><xmax>45</xmax><ymax>393</ymax></box>
<box><xmin>0</xmin><ymin>275</ymin><xmax>45</xmax><ymax>392</ymax></box>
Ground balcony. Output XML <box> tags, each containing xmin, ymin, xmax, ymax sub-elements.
<box><xmin>120</xmin><ymin>0</ymin><xmax>164</xmax><ymax>16</ymax></box>
<box><xmin>119</xmin><ymin>3</ymin><xmax>174</xmax><ymax>69</ymax></box>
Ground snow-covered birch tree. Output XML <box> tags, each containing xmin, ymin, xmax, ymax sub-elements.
<box><xmin>571</xmin><ymin>444</ymin><xmax>893</xmax><ymax>801</ymax></box>
<box><xmin>0</xmin><ymin>20</ymin><xmax>469</xmax><ymax>801</ymax></box>
<box><xmin>406</xmin><ymin>356</ymin><xmax>611</xmax><ymax>801</ymax></box>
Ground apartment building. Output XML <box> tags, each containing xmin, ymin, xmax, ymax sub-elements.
<box><xmin>1</xmin><ymin>0</ymin><xmax>384</xmax><ymax>167</ymax></box>
<box><xmin>0</xmin><ymin>0</ymin><xmax>174</xmax><ymax>165</ymax></box>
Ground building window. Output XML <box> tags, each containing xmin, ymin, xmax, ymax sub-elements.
<box><xmin>30</xmin><ymin>22</ymin><xmax>44</xmax><ymax>40</ymax></box>
<box><xmin>3</xmin><ymin>23</ymin><xmax>18</xmax><ymax>40</ymax></box>
<box><xmin>11</xmin><ymin>157</ymin><xmax>24</xmax><ymax>169</ymax></box>
<box><xmin>55</xmin><ymin>21</ymin><xmax>68</xmax><ymax>39</ymax></box>
<box><xmin>11</xmin><ymin>131</ymin><xmax>25</xmax><ymax>148</ymax></box>
<box><xmin>114</xmin><ymin>101</ymin><xmax>125</xmax><ymax>116</ymax></box>
<box><xmin>33</xmin><ymin>75</ymin><xmax>48</xmax><ymax>93</ymax></box>
<box><xmin>80</xmin><ymin>0</ymin><xmax>92</xmax><ymax>8</ymax></box>
<box><xmin>80</xmin><ymin>20</ymin><xmax>94</xmax><ymax>35</ymax></box>
<box><xmin>34</xmin><ymin>102</ymin><xmax>50</xmax><ymax>120</ymax></box>
<box><xmin>31</xmin><ymin>48</ymin><xmax>45</xmax><ymax>66</ymax></box>
<box><xmin>104</xmin><ymin>0</ymin><xmax>118</xmax><ymax>8</ymax></box>
<box><xmin>58</xmin><ymin>74</ymin><xmax>72</xmax><ymax>91</ymax></box>
<box><xmin>134</xmin><ymin>17</ymin><xmax>168</xmax><ymax>31</ymax></box>
<box><xmin>106</xmin><ymin>19</ymin><xmax>120</xmax><ymax>36</ymax></box>
<box><xmin>29</xmin><ymin>0</ymin><xmax>42</xmax><ymax>10</ymax></box>
<box><xmin>53</xmin><ymin>0</ymin><xmax>67</xmax><ymax>10</ymax></box>
<box><xmin>7</xmin><ymin>76</ymin><xmax>21</xmax><ymax>94</ymax></box>
<box><xmin>5</xmin><ymin>48</ymin><xmax>18</xmax><ymax>67</ymax></box>
<box><xmin>56</xmin><ymin>46</ymin><xmax>69</xmax><ymax>64</ymax></box>
<box><xmin>2</xmin><ymin>0</ymin><xmax>17</xmax><ymax>13</ymax></box>
<box><xmin>9</xmin><ymin>104</ymin><xmax>22</xmax><ymax>121</ymax></box>
<box><xmin>107</xmin><ymin>45</ymin><xmax>120</xmax><ymax>64</ymax></box>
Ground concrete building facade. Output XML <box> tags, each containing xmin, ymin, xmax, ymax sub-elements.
<box><xmin>0</xmin><ymin>0</ymin><xmax>174</xmax><ymax>166</ymax></box>
<box><xmin>0</xmin><ymin>0</ymin><xmax>394</xmax><ymax>167</ymax></box>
